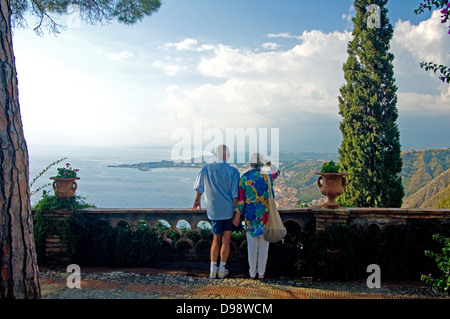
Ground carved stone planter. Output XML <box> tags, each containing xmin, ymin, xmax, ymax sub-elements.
<box><xmin>50</xmin><ymin>177</ymin><xmax>80</xmax><ymax>198</ymax></box>
<box><xmin>315</xmin><ymin>173</ymin><xmax>348</xmax><ymax>209</ymax></box>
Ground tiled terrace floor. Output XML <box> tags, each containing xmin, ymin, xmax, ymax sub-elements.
<box><xmin>39</xmin><ymin>267</ymin><xmax>450</xmax><ymax>300</ymax></box>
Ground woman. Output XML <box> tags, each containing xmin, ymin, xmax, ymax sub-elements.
<box><xmin>235</xmin><ymin>153</ymin><xmax>280</xmax><ymax>279</ymax></box>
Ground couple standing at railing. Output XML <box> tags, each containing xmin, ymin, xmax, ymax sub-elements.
<box><xmin>192</xmin><ymin>144</ymin><xmax>280</xmax><ymax>279</ymax></box>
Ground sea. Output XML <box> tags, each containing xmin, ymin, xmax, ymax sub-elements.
<box><xmin>28</xmin><ymin>145</ymin><xmax>203</xmax><ymax>209</ymax></box>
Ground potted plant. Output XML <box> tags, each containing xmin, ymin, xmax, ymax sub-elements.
<box><xmin>315</xmin><ymin>161</ymin><xmax>348</xmax><ymax>209</ymax></box>
<box><xmin>50</xmin><ymin>163</ymin><xmax>80</xmax><ymax>198</ymax></box>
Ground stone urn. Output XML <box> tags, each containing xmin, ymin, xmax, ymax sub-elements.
<box><xmin>315</xmin><ymin>173</ymin><xmax>348</xmax><ymax>209</ymax></box>
<box><xmin>50</xmin><ymin>177</ymin><xmax>80</xmax><ymax>198</ymax></box>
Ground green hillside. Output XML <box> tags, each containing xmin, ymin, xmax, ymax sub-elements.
<box><xmin>277</xmin><ymin>149</ymin><xmax>450</xmax><ymax>208</ymax></box>
<box><xmin>402</xmin><ymin>168</ymin><xmax>450</xmax><ymax>208</ymax></box>
<box><xmin>401</xmin><ymin>149</ymin><xmax>450</xmax><ymax>196</ymax></box>
<box><xmin>436</xmin><ymin>186</ymin><xmax>450</xmax><ymax>208</ymax></box>
<box><xmin>282</xmin><ymin>161</ymin><xmax>324</xmax><ymax>203</ymax></box>
<box><xmin>423</xmin><ymin>185</ymin><xmax>450</xmax><ymax>209</ymax></box>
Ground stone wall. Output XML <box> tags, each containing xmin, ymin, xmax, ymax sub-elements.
<box><xmin>39</xmin><ymin>207</ymin><xmax>450</xmax><ymax>266</ymax></box>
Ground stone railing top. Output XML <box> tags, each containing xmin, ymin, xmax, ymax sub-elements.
<box><xmin>78</xmin><ymin>207</ymin><xmax>450</xmax><ymax>214</ymax></box>
<box><xmin>37</xmin><ymin>207</ymin><xmax>450</xmax><ymax>235</ymax></box>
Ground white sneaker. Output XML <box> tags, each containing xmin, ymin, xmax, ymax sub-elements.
<box><xmin>209</xmin><ymin>270</ymin><xmax>217</xmax><ymax>279</ymax></box>
<box><xmin>218</xmin><ymin>269</ymin><xmax>229</xmax><ymax>279</ymax></box>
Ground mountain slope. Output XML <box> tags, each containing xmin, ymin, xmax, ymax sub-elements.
<box><xmin>435</xmin><ymin>186</ymin><xmax>450</xmax><ymax>208</ymax></box>
<box><xmin>276</xmin><ymin>149</ymin><xmax>450</xmax><ymax>208</ymax></box>
<box><xmin>402</xmin><ymin>168</ymin><xmax>450</xmax><ymax>208</ymax></box>
<box><xmin>401</xmin><ymin>149</ymin><xmax>450</xmax><ymax>197</ymax></box>
<box><xmin>423</xmin><ymin>185</ymin><xmax>450</xmax><ymax>209</ymax></box>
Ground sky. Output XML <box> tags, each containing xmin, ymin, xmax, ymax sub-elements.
<box><xmin>12</xmin><ymin>0</ymin><xmax>450</xmax><ymax>155</ymax></box>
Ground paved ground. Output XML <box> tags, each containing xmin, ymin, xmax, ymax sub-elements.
<box><xmin>39</xmin><ymin>266</ymin><xmax>450</xmax><ymax>299</ymax></box>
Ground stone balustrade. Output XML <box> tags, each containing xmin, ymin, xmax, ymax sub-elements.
<box><xmin>77</xmin><ymin>207</ymin><xmax>450</xmax><ymax>233</ymax></box>
<box><xmin>38</xmin><ymin>207</ymin><xmax>450</xmax><ymax>266</ymax></box>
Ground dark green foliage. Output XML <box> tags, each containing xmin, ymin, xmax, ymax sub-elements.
<box><xmin>297</xmin><ymin>220</ymin><xmax>450</xmax><ymax>281</ymax></box>
<box><xmin>63</xmin><ymin>215</ymin><xmax>168</xmax><ymax>267</ymax></box>
<box><xmin>421</xmin><ymin>234</ymin><xmax>450</xmax><ymax>294</ymax></box>
<box><xmin>32</xmin><ymin>209</ymin><xmax>51</xmax><ymax>265</ymax></box>
<box><xmin>420</xmin><ymin>62</ymin><xmax>450</xmax><ymax>84</ymax></box>
<box><xmin>320</xmin><ymin>161</ymin><xmax>340</xmax><ymax>173</ymax></box>
<box><xmin>64</xmin><ymin>214</ymin><xmax>118</xmax><ymax>266</ymax></box>
<box><xmin>33</xmin><ymin>202</ymin><xmax>450</xmax><ymax>281</ymax></box>
<box><xmin>32</xmin><ymin>190</ymin><xmax>95</xmax><ymax>264</ymax></box>
<box><xmin>297</xmin><ymin>224</ymin><xmax>367</xmax><ymax>280</ymax></box>
<box><xmin>268</xmin><ymin>220</ymin><xmax>314</xmax><ymax>277</ymax></box>
<box><xmin>338</xmin><ymin>0</ymin><xmax>404</xmax><ymax>208</ymax></box>
<box><xmin>55</xmin><ymin>163</ymin><xmax>79</xmax><ymax>178</ymax></box>
<box><xmin>33</xmin><ymin>190</ymin><xmax>94</xmax><ymax>212</ymax></box>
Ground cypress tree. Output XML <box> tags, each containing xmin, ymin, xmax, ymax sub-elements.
<box><xmin>338</xmin><ymin>0</ymin><xmax>404</xmax><ymax>208</ymax></box>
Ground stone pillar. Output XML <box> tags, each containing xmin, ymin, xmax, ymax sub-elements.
<box><xmin>41</xmin><ymin>210</ymin><xmax>73</xmax><ymax>265</ymax></box>
<box><xmin>314</xmin><ymin>208</ymin><xmax>349</xmax><ymax>233</ymax></box>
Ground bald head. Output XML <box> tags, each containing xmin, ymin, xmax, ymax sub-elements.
<box><xmin>215</xmin><ymin>145</ymin><xmax>230</xmax><ymax>161</ymax></box>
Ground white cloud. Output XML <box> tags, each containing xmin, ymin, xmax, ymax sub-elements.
<box><xmin>262</xmin><ymin>42</ymin><xmax>281</xmax><ymax>50</ymax></box>
<box><xmin>164</xmin><ymin>38</ymin><xmax>215</xmax><ymax>52</ymax></box>
<box><xmin>267</xmin><ymin>32</ymin><xmax>302</xmax><ymax>40</ymax></box>
<box><xmin>397</xmin><ymin>88</ymin><xmax>450</xmax><ymax>115</ymax></box>
<box><xmin>107</xmin><ymin>50</ymin><xmax>134</xmax><ymax>61</ymax></box>
<box><xmin>342</xmin><ymin>5</ymin><xmax>355</xmax><ymax>29</ymax></box>
<box><xmin>393</xmin><ymin>10</ymin><xmax>450</xmax><ymax>64</ymax></box>
<box><xmin>153</xmin><ymin>60</ymin><xmax>187</xmax><ymax>76</ymax></box>
<box><xmin>153</xmin><ymin>14</ymin><xmax>450</xmax><ymax>146</ymax></box>
<box><xmin>392</xmin><ymin>10</ymin><xmax>450</xmax><ymax>115</ymax></box>
<box><xmin>13</xmin><ymin>10</ymin><xmax>450</xmax><ymax>149</ymax></box>
<box><xmin>154</xmin><ymin>30</ymin><xmax>353</xmax><ymax>140</ymax></box>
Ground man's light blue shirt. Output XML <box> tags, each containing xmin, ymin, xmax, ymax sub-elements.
<box><xmin>193</xmin><ymin>159</ymin><xmax>240</xmax><ymax>221</ymax></box>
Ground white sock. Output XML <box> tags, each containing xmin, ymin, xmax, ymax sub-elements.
<box><xmin>210</xmin><ymin>262</ymin><xmax>217</xmax><ymax>272</ymax></box>
<box><xmin>219</xmin><ymin>261</ymin><xmax>226</xmax><ymax>272</ymax></box>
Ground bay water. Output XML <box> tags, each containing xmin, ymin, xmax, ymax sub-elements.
<box><xmin>28</xmin><ymin>145</ymin><xmax>202</xmax><ymax>209</ymax></box>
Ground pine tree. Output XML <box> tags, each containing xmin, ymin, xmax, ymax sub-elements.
<box><xmin>1</xmin><ymin>0</ymin><xmax>161</xmax><ymax>299</ymax></box>
<box><xmin>338</xmin><ymin>0</ymin><xmax>404</xmax><ymax>208</ymax></box>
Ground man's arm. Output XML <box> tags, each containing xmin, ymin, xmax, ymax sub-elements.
<box><xmin>192</xmin><ymin>167</ymin><xmax>205</xmax><ymax>210</ymax></box>
<box><xmin>192</xmin><ymin>192</ymin><xmax>203</xmax><ymax>210</ymax></box>
<box><xmin>232</xmin><ymin>197</ymin><xmax>240</xmax><ymax>226</ymax></box>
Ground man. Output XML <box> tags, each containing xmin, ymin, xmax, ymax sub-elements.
<box><xmin>192</xmin><ymin>145</ymin><xmax>241</xmax><ymax>279</ymax></box>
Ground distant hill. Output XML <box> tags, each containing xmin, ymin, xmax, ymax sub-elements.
<box><xmin>275</xmin><ymin>153</ymin><xmax>339</xmax><ymax>206</ymax></box>
<box><xmin>400</xmin><ymin>149</ymin><xmax>450</xmax><ymax>197</ymax></box>
<box><xmin>114</xmin><ymin>149</ymin><xmax>449</xmax><ymax>208</ymax></box>
<box><xmin>275</xmin><ymin>149</ymin><xmax>450</xmax><ymax>208</ymax></box>
<box><xmin>400</xmin><ymin>149</ymin><xmax>450</xmax><ymax>208</ymax></box>
<box><xmin>423</xmin><ymin>185</ymin><xmax>450</xmax><ymax>209</ymax></box>
<box><xmin>402</xmin><ymin>168</ymin><xmax>450</xmax><ymax>208</ymax></box>
<box><xmin>435</xmin><ymin>186</ymin><xmax>450</xmax><ymax>208</ymax></box>
<box><xmin>281</xmin><ymin>161</ymin><xmax>324</xmax><ymax>203</ymax></box>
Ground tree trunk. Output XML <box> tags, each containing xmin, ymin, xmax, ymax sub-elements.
<box><xmin>0</xmin><ymin>0</ymin><xmax>41</xmax><ymax>299</ymax></box>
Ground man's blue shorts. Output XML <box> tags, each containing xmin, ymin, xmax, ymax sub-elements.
<box><xmin>210</xmin><ymin>218</ymin><xmax>234</xmax><ymax>235</ymax></box>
